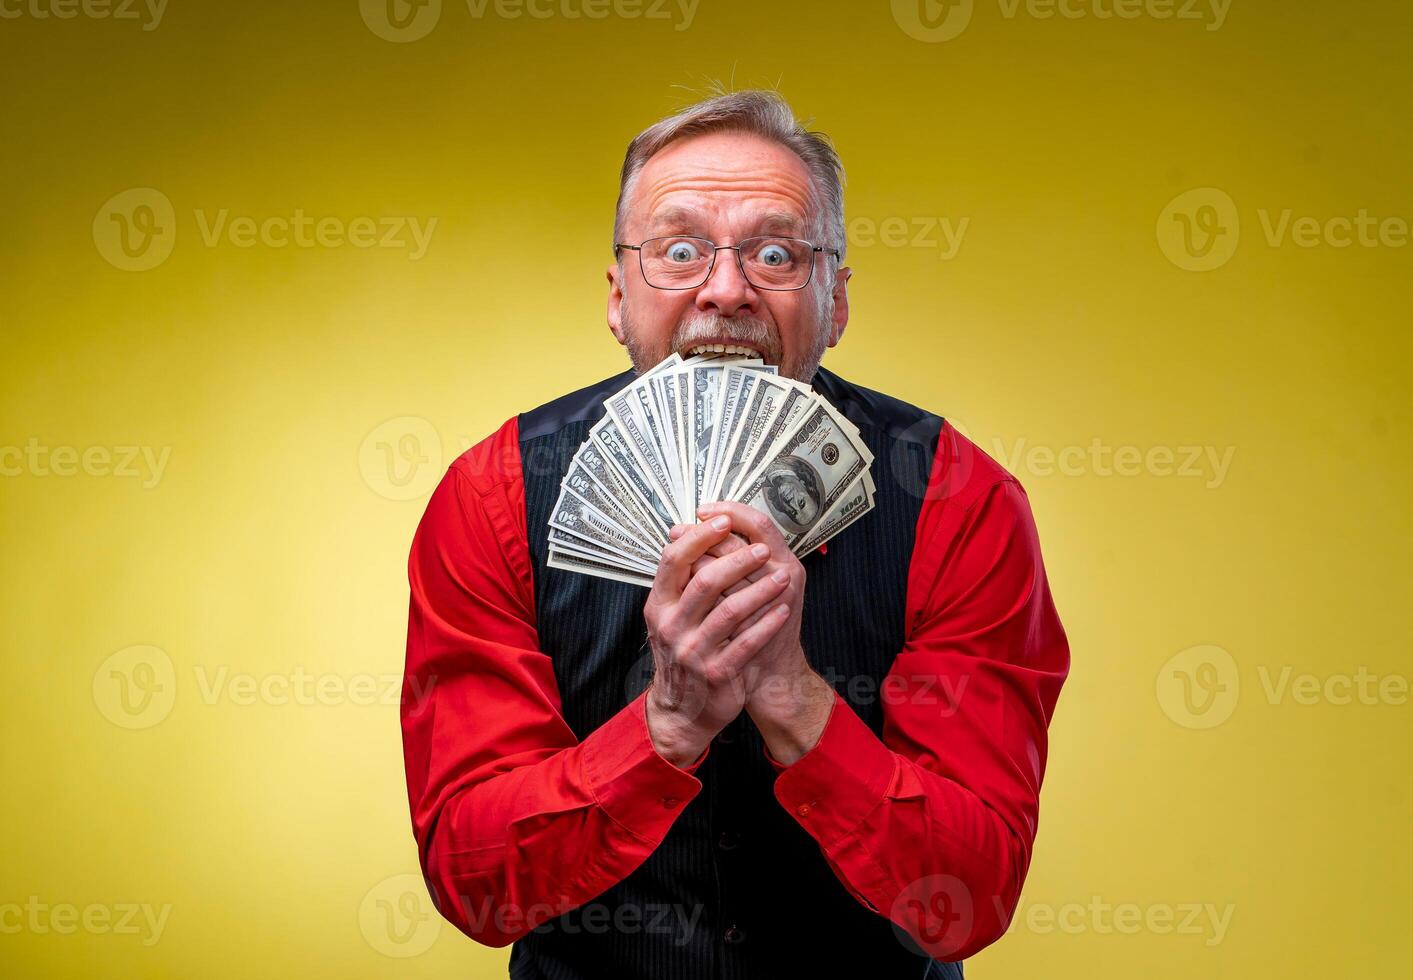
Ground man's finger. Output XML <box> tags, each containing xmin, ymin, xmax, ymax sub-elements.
<box><xmin>726</xmin><ymin>584</ymin><xmax>786</xmax><ymax>636</ymax></box>
<box><xmin>696</xmin><ymin>501</ymin><xmax>791</xmax><ymax>557</ymax></box>
<box><xmin>696</xmin><ymin>567</ymin><xmax>790</xmax><ymax>650</ymax></box>
<box><xmin>705</xmin><ymin>599</ymin><xmax>792</xmax><ymax>679</ymax></box>
<box><xmin>651</xmin><ymin>516</ymin><xmax>732</xmax><ymax>601</ymax></box>
<box><xmin>690</xmin><ymin>553</ymin><xmax>768</xmax><ymax>597</ymax></box>
<box><xmin>685</xmin><ymin>531</ymin><xmax>767</xmax><ymax>597</ymax></box>
<box><xmin>676</xmin><ymin>542</ymin><xmax>772</xmax><ymax>626</ymax></box>
<box><xmin>670</xmin><ymin>524</ymin><xmax>749</xmax><ymax>558</ymax></box>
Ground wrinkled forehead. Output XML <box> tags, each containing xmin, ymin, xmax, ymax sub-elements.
<box><xmin>627</xmin><ymin>133</ymin><xmax>818</xmax><ymax>239</ymax></box>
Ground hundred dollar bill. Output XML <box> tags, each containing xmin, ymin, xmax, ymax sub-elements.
<box><xmin>589</xmin><ymin>420</ymin><xmax>674</xmax><ymax>536</ymax></box>
<box><xmin>562</xmin><ymin>460</ymin><xmax>661</xmax><ymax>555</ymax></box>
<box><xmin>548</xmin><ymin>528</ymin><xmax>659</xmax><ymax>575</ymax></box>
<box><xmin>702</xmin><ymin>365</ymin><xmax>755</xmax><ymax>500</ymax></box>
<box><xmin>549</xmin><ymin>484</ymin><xmax>662</xmax><ymax>567</ymax></box>
<box><xmin>672</xmin><ymin>372</ymin><xmax>694</xmax><ymax>505</ymax></box>
<box><xmin>711</xmin><ymin>372</ymin><xmax>806</xmax><ymax>504</ymax></box>
<box><xmin>575</xmin><ymin>439</ymin><xmax>667</xmax><ymax>548</ymax></box>
<box><xmin>631</xmin><ymin>379</ymin><xmax>681</xmax><ymax>507</ymax></box>
<box><xmin>548</xmin><ymin>546</ymin><xmax>655</xmax><ymax>587</ymax></box>
<box><xmin>688</xmin><ymin>363</ymin><xmax>726</xmax><ymax>516</ymax></box>
<box><xmin>682</xmin><ymin>351</ymin><xmax>769</xmax><ymax>369</ymax></box>
<box><xmin>636</xmin><ymin>351</ymin><xmax>687</xmax><ymax>491</ymax></box>
<box><xmin>702</xmin><ymin>358</ymin><xmax>783</xmax><ymax>501</ymax></box>
<box><xmin>796</xmin><ymin>470</ymin><xmax>874</xmax><ymax>556</ymax></box>
<box><xmin>605</xmin><ymin>387</ymin><xmax>681</xmax><ymax>521</ymax></box>
<box><xmin>675</xmin><ymin>353</ymin><xmax>774</xmax><ymax>514</ymax></box>
<box><xmin>723</xmin><ymin>380</ymin><xmax>865</xmax><ymax>502</ymax></box>
<box><xmin>548</xmin><ymin>508</ymin><xmax>660</xmax><ymax>574</ymax></box>
<box><xmin>737</xmin><ymin>399</ymin><xmax>874</xmax><ymax>547</ymax></box>
<box><xmin>648</xmin><ymin>373</ymin><xmax>686</xmax><ymax>507</ymax></box>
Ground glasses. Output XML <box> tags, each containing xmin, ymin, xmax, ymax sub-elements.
<box><xmin>614</xmin><ymin>236</ymin><xmax>840</xmax><ymax>291</ymax></box>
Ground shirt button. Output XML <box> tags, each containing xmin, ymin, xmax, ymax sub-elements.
<box><xmin>723</xmin><ymin>924</ymin><xmax>746</xmax><ymax>944</ymax></box>
<box><xmin>717</xmin><ymin>830</ymin><xmax>740</xmax><ymax>851</ymax></box>
<box><xmin>796</xmin><ymin>803</ymin><xmax>812</xmax><ymax>817</ymax></box>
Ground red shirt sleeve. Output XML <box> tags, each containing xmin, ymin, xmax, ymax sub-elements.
<box><xmin>765</xmin><ymin>421</ymin><xmax>1070</xmax><ymax>960</ymax></box>
<box><xmin>401</xmin><ymin>415</ymin><xmax>709</xmax><ymax>947</ymax></box>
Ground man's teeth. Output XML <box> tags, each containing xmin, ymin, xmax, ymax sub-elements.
<box><xmin>686</xmin><ymin>343</ymin><xmax>757</xmax><ymax>355</ymax></box>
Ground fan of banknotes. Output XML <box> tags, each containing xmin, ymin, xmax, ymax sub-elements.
<box><xmin>547</xmin><ymin>349</ymin><xmax>876</xmax><ymax>586</ymax></box>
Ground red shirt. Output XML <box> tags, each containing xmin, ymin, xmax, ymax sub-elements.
<box><xmin>401</xmin><ymin>410</ymin><xmax>1069</xmax><ymax>960</ymax></box>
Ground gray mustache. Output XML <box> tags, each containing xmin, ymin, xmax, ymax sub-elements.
<box><xmin>674</xmin><ymin>314</ymin><xmax>777</xmax><ymax>351</ymax></box>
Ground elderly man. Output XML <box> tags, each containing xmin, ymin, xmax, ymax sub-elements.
<box><xmin>401</xmin><ymin>89</ymin><xmax>1070</xmax><ymax>979</ymax></box>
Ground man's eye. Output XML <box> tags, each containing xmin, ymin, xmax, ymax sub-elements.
<box><xmin>758</xmin><ymin>244</ymin><xmax>791</xmax><ymax>266</ymax></box>
<box><xmin>665</xmin><ymin>241</ymin><xmax>702</xmax><ymax>263</ymax></box>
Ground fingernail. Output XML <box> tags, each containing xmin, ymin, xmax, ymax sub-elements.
<box><xmin>750</xmin><ymin>543</ymin><xmax>770</xmax><ymax>559</ymax></box>
<box><xmin>771</xmin><ymin>569</ymin><xmax>790</xmax><ymax>584</ymax></box>
<box><xmin>711</xmin><ymin>516</ymin><xmax>729</xmax><ymax>530</ymax></box>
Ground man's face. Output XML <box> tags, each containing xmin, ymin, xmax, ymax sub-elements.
<box><xmin>607</xmin><ymin>131</ymin><xmax>851</xmax><ymax>384</ymax></box>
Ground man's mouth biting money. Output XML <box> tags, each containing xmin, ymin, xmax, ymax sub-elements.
<box><xmin>684</xmin><ymin>341</ymin><xmax>763</xmax><ymax>357</ymax></box>
<box><xmin>671</xmin><ymin>313</ymin><xmax>780</xmax><ymax>364</ymax></box>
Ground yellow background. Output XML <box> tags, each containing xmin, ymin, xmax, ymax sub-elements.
<box><xmin>2</xmin><ymin>0</ymin><xmax>1409</xmax><ymax>975</ymax></box>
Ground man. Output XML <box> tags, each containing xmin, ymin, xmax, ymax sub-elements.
<box><xmin>401</xmin><ymin>89</ymin><xmax>1070</xmax><ymax>979</ymax></box>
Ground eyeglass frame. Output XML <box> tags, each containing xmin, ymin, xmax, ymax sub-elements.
<box><xmin>613</xmin><ymin>235</ymin><xmax>842</xmax><ymax>291</ymax></box>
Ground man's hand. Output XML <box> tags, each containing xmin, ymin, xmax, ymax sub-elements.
<box><xmin>692</xmin><ymin>501</ymin><xmax>835</xmax><ymax>766</ymax></box>
<box><xmin>669</xmin><ymin>529</ymin><xmax>779</xmax><ymax>637</ymax></box>
<box><xmin>642</xmin><ymin>514</ymin><xmax>794</xmax><ymax>767</ymax></box>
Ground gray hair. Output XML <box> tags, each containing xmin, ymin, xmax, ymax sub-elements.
<box><xmin>612</xmin><ymin>87</ymin><xmax>848</xmax><ymax>278</ymax></box>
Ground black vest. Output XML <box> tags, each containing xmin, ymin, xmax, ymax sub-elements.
<box><xmin>510</xmin><ymin>364</ymin><xmax>962</xmax><ymax>980</ymax></box>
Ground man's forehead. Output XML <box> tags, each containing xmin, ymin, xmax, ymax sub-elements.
<box><xmin>644</xmin><ymin>204</ymin><xmax>806</xmax><ymax>236</ymax></box>
<box><xmin>629</xmin><ymin>134</ymin><xmax>816</xmax><ymax>235</ymax></box>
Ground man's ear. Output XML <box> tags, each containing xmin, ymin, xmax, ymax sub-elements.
<box><xmin>826</xmin><ymin>265</ymin><xmax>851</xmax><ymax>347</ymax></box>
<box><xmin>606</xmin><ymin>260</ymin><xmax>627</xmax><ymax>345</ymax></box>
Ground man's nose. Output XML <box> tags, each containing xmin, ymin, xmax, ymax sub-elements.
<box><xmin>694</xmin><ymin>248</ymin><xmax>757</xmax><ymax>317</ymax></box>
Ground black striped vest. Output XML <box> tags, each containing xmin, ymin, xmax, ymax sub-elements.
<box><xmin>510</xmin><ymin>364</ymin><xmax>961</xmax><ymax>980</ymax></box>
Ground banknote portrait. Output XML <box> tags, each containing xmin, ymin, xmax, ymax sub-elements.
<box><xmin>761</xmin><ymin>454</ymin><xmax>823</xmax><ymax>534</ymax></box>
